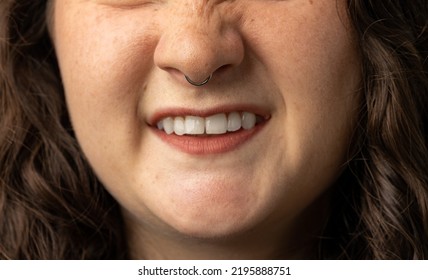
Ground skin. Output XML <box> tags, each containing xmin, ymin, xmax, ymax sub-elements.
<box><xmin>50</xmin><ymin>0</ymin><xmax>361</xmax><ymax>259</ymax></box>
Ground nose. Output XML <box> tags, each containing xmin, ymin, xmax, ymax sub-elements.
<box><xmin>154</xmin><ymin>4</ymin><xmax>244</xmax><ymax>86</ymax></box>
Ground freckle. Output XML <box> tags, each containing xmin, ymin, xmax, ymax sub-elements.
<box><xmin>309</xmin><ymin>0</ymin><xmax>314</xmax><ymax>4</ymax></box>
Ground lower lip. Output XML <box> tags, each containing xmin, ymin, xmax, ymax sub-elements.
<box><xmin>152</xmin><ymin>124</ymin><xmax>266</xmax><ymax>155</ymax></box>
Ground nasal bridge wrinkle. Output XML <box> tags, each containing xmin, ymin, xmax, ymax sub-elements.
<box><xmin>184</xmin><ymin>0</ymin><xmax>232</xmax><ymax>19</ymax></box>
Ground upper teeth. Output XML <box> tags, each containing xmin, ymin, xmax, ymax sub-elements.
<box><xmin>157</xmin><ymin>112</ymin><xmax>258</xmax><ymax>135</ymax></box>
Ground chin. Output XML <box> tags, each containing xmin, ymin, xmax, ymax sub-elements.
<box><xmin>154</xmin><ymin>195</ymin><xmax>266</xmax><ymax>240</ymax></box>
<box><xmin>168</xmin><ymin>214</ymin><xmax>258</xmax><ymax>240</ymax></box>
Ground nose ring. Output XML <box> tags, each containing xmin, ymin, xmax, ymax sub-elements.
<box><xmin>185</xmin><ymin>74</ymin><xmax>212</xmax><ymax>87</ymax></box>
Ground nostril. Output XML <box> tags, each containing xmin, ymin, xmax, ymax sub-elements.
<box><xmin>215</xmin><ymin>64</ymin><xmax>233</xmax><ymax>75</ymax></box>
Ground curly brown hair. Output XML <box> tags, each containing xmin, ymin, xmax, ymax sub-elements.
<box><xmin>0</xmin><ymin>0</ymin><xmax>427</xmax><ymax>259</ymax></box>
<box><xmin>0</xmin><ymin>0</ymin><xmax>126</xmax><ymax>259</ymax></box>
<box><xmin>321</xmin><ymin>0</ymin><xmax>428</xmax><ymax>259</ymax></box>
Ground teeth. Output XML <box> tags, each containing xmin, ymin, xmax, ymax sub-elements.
<box><xmin>163</xmin><ymin>117</ymin><xmax>174</xmax><ymax>135</ymax></box>
<box><xmin>227</xmin><ymin>112</ymin><xmax>241</xmax><ymax>132</ymax></box>
<box><xmin>242</xmin><ymin>112</ymin><xmax>256</xmax><ymax>130</ymax></box>
<box><xmin>205</xmin><ymin>113</ymin><xmax>228</xmax><ymax>135</ymax></box>
<box><xmin>174</xmin><ymin>117</ymin><xmax>185</xmax><ymax>136</ymax></box>
<box><xmin>156</xmin><ymin>112</ymin><xmax>261</xmax><ymax>136</ymax></box>
<box><xmin>185</xmin><ymin>116</ymin><xmax>205</xmax><ymax>135</ymax></box>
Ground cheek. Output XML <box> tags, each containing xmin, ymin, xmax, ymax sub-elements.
<box><xmin>247</xmin><ymin>1</ymin><xmax>361</xmax><ymax>185</ymax></box>
<box><xmin>54</xmin><ymin>9</ymin><xmax>156</xmax><ymax>93</ymax></box>
<box><xmin>241</xmin><ymin>2</ymin><xmax>361</xmax><ymax>130</ymax></box>
<box><xmin>242</xmin><ymin>1</ymin><xmax>355</xmax><ymax>82</ymax></box>
<box><xmin>52</xmin><ymin>3</ymin><xmax>160</xmax><ymax>162</ymax></box>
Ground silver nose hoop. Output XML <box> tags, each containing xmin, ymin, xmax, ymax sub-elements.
<box><xmin>185</xmin><ymin>74</ymin><xmax>212</xmax><ymax>87</ymax></box>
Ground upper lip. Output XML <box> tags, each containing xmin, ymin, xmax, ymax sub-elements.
<box><xmin>147</xmin><ymin>104</ymin><xmax>272</xmax><ymax>127</ymax></box>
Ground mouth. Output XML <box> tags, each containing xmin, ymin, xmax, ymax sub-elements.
<box><xmin>148</xmin><ymin>107</ymin><xmax>271</xmax><ymax>155</ymax></box>
<box><xmin>156</xmin><ymin>111</ymin><xmax>267</xmax><ymax>136</ymax></box>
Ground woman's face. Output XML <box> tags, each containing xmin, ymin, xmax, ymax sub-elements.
<box><xmin>51</xmin><ymin>0</ymin><xmax>360</xmax><ymax>240</ymax></box>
